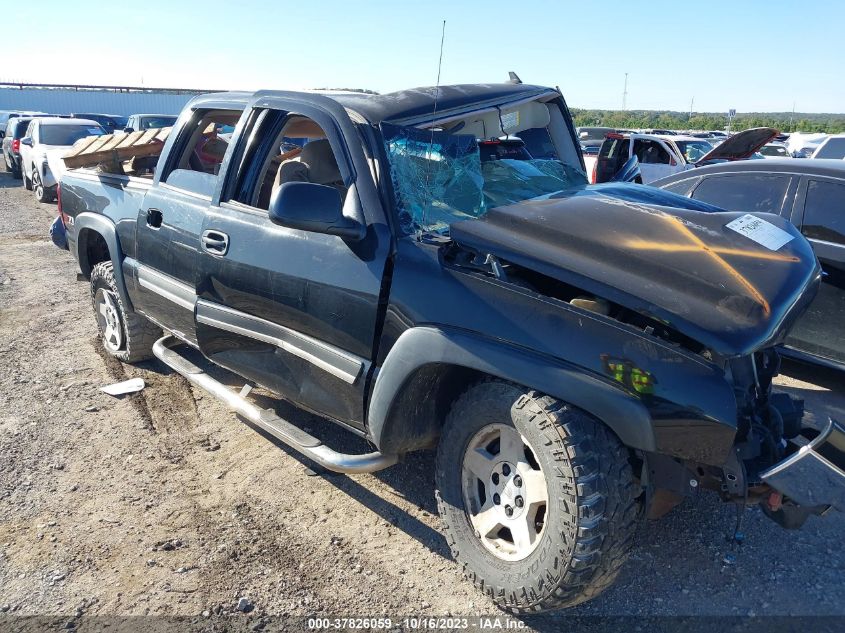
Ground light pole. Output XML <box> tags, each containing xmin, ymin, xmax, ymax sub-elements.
<box><xmin>622</xmin><ymin>73</ymin><xmax>628</xmax><ymax>111</ymax></box>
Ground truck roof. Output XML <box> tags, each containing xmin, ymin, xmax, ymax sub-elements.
<box><xmin>326</xmin><ymin>83</ymin><xmax>554</xmax><ymax>123</ymax></box>
<box><xmin>205</xmin><ymin>83</ymin><xmax>555</xmax><ymax>125</ymax></box>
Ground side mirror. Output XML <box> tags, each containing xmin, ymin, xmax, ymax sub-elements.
<box><xmin>124</xmin><ymin>127</ymin><xmax>134</xmax><ymax>134</ymax></box>
<box><xmin>0</xmin><ymin>131</ymin><xmax>4</xmax><ymax>139</ymax></box>
<box><xmin>269</xmin><ymin>182</ymin><xmax>364</xmax><ymax>240</ymax></box>
<box><xmin>20</xmin><ymin>137</ymin><xmax>33</xmax><ymax>147</ymax></box>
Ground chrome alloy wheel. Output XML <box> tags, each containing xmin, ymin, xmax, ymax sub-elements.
<box><xmin>95</xmin><ymin>288</ymin><xmax>124</xmax><ymax>352</ymax></box>
<box><xmin>33</xmin><ymin>171</ymin><xmax>44</xmax><ymax>201</ymax></box>
<box><xmin>461</xmin><ymin>423</ymin><xmax>549</xmax><ymax>561</ymax></box>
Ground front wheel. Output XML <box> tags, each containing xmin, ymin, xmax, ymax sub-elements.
<box><xmin>33</xmin><ymin>170</ymin><xmax>53</xmax><ymax>203</ymax></box>
<box><xmin>90</xmin><ymin>261</ymin><xmax>161</xmax><ymax>363</ymax></box>
<box><xmin>23</xmin><ymin>167</ymin><xmax>32</xmax><ymax>190</ymax></box>
<box><xmin>435</xmin><ymin>381</ymin><xmax>639</xmax><ymax>613</ymax></box>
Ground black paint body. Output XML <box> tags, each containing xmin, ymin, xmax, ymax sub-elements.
<box><xmin>58</xmin><ymin>85</ymin><xmax>821</xmax><ymax>469</ymax></box>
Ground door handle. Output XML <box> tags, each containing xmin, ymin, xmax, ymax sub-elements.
<box><xmin>201</xmin><ymin>230</ymin><xmax>229</xmax><ymax>255</ymax></box>
<box><xmin>146</xmin><ymin>208</ymin><xmax>163</xmax><ymax>228</ymax></box>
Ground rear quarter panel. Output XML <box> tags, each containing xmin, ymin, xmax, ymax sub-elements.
<box><xmin>60</xmin><ymin>170</ymin><xmax>151</xmax><ymax>263</ymax></box>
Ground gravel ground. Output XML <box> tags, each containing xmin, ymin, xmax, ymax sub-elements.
<box><xmin>0</xmin><ymin>163</ymin><xmax>843</xmax><ymax>630</ymax></box>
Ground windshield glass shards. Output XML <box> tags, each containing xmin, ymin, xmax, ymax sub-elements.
<box><xmin>383</xmin><ymin>123</ymin><xmax>484</xmax><ymax>234</ymax></box>
<box><xmin>383</xmin><ymin>122</ymin><xmax>586</xmax><ymax>235</ymax></box>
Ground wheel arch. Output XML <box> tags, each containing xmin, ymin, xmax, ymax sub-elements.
<box><xmin>75</xmin><ymin>213</ymin><xmax>133</xmax><ymax>311</ymax></box>
<box><xmin>367</xmin><ymin>326</ymin><xmax>656</xmax><ymax>455</ymax></box>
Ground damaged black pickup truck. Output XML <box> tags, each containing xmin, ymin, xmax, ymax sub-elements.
<box><xmin>55</xmin><ymin>82</ymin><xmax>845</xmax><ymax>613</ymax></box>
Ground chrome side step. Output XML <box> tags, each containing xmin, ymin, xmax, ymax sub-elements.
<box><xmin>152</xmin><ymin>335</ymin><xmax>398</xmax><ymax>474</ymax></box>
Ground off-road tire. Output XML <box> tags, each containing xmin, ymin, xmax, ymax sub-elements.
<box><xmin>435</xmin><ymin>381</ymin><xmax>638</xmax><ymax>613</ymax></box>
<box><xmin>90</xmin><ymin>261</ymin><xmax>161</xmax><ymax>363</ymax></box>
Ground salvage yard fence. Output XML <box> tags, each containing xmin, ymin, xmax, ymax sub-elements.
<box><xmin>0</xmin><ymin>82</ymin><xmax>222</xmax><ymax>117</ymax></box>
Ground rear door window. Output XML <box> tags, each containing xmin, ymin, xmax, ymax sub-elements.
<box><xmin>803</xmin><ymin>180</ymin><xmax>845</xmax><ymax>245</ymax></box>
<box><xmin>690</xmin><ymin>174</ymin><xmax>791</xmax><ymax>214</ymax></box>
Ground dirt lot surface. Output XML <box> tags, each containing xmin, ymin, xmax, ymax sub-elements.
<box><xmin>0</xmin><ymin>165</ymin><xmax>844</xmax><ymax>629</ymax></box>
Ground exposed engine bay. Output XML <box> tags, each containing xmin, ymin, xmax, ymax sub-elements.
<box><xmin>444</xmin><ymin>240</ymin><xmax>844</xmax><ymax>531</ymax></box>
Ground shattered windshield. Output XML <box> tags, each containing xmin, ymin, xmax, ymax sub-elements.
<box><xmin>383</xmin><ymin>123</ymin><xmax>586</xmax><ymax>234</ymax></box>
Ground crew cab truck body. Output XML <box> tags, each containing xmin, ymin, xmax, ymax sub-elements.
<box><xmin>57</xmin><ymin>84</ymin><xmax>845</xmax><ymax>613</ymax></box>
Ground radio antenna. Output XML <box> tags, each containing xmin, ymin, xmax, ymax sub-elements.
<box><xmin>419</xmin><ymin>19</ymin><xmax>446</xmax><ymax>239</ymax></box>
<box><xmin>432</xmin><ymin>19</ymin><xmax>446</xmax><ymax>120</ymax></box>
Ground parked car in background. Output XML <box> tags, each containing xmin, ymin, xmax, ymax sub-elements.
<box><xmin>124</xmin><ymin>114</ymin><xmax>178</xmax><ymax>132</ymax></box>
<box><xmin>18</xmin><ymin>117</ymin><xmax>106</xmax><ymax>202</ymax></box>
<box><xmin>0</xmin><ymin>110</ymin><xmax>47</xmax><ymax>130</ymax></box>
<box><xmin>760</xmin><ymin>142</ymin><xmax>792</xmax><ymax>159</ymax></box>
<box><xmin>651</xmin><ymin>158</ymin><xmax>845</xmax><ymax>369</ymax></box>
<box><xmin>576</xmin><ymin>127</ymin><xmax>628</xmax><ymax>182</ymax></box>
<box><xmin>811</xmin><ymin>134</ymin><xmax>845</xmax><ymax>160</ymax></box>
<box><xmin>595</xmin><ymin>128</ymin><xmax>777</xmax><ymax>184</ymax></box>
<box><xmin>71</xmin><ymin>113</ymin><xmax>129</xmax><ymax>134</ymax></box>
<box><xmin>787</xmin><ymin>132</ymin><xmax>827</xmax><ymax>158</ymax></box>
<box><xmin>576</xmin><ymin>126</ymin><xmax>618</xmax><ymax>149</ymax></box>
<box><xmin>641</xmin><ymin>128</ymin><xmax>677</xmax><ymax>135</ymax></box>
<box><xmin>2</xmin><ymin>116</ymin><xmax>35</xmax><ymax>178</ymax></box>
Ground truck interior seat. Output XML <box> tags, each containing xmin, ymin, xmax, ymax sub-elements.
<box><xmin>273</xmin><ymin>139</ymin><xmax>347</xmax><ymax>200</ymax></box>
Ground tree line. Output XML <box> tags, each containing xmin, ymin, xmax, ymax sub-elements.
<box><xmin>571</xmin><ymin>109</ymin><xmax>845</xmax><ymax>134</ymax></box>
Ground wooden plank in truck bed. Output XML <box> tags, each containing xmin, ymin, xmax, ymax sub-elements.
<box><xmin>62</xmin><ymin>127</ymin><xmax>171</xmax><ymax>169</ymax></box>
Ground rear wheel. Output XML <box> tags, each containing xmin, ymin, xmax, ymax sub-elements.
<box><xmin>435</xmin><ymin>381</ymin><xmax>639</xmax><ymax>613</ymax></box>
<box><xmin>90</xmin><ymin>261</ymin><xmax>161</xmax><ymax>363</ymax></box>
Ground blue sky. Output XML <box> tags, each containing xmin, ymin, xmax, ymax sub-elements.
<box><xmin>5</xmin><ymin>0</ymin><xmax>844</xmax><ymax>113</ymax></box>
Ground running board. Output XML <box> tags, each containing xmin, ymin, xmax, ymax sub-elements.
<box><xmin>152</xmin><ymin>335</ymin><xmax>398</xmax><ymax>474</ymax></box>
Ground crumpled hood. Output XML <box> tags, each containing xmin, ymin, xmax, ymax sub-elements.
<box><xmin>450</xmin><ymin>183</ymin><xmax>820</xmax><ymax>356</ymax></box>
